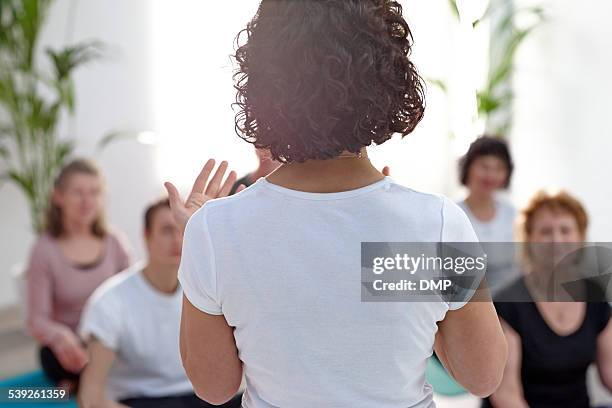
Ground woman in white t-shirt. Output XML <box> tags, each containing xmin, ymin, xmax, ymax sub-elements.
<box><xmin>164</xmin><ymin>1</ymin><xmax>507</xmax><ymax>407</ymax></box>
<box><xmin>457</xmin><ymin>136</ymin><xmax>519</xmax><ymax>292</ymax></box>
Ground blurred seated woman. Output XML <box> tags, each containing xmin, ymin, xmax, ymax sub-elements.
<box><xmin>458</xmin><ymin>136</ymin><xmax>519</xmax><ymax>293</ymax></box>
<box><xmin>484</xmin><ymin>190</ymin><xmax>612</xmax><ymax>408</ymax></box>
<box><xmin>25</xmin><ymin>159</ymin><xmax>132</xmax><ymax>392</ymax></box>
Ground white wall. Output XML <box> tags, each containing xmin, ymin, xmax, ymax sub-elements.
<box><xmin>511</xmin><ymin>0</ymin><xmax>612</xmax><ymax>241</ymax></box>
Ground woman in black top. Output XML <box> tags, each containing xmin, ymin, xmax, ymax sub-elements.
<box><xmin>485</xmin><ymin>190</ymin><xmax>612</xmax><ymax>408</ymax></box>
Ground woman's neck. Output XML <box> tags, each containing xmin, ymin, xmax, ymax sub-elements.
<box><xmin>250</xmin><ymin>160</ymin><xmax>280</xmax><ymax>182</ymax></box>
<box><xmin>266</xmin><ymin>149</ymin><xmax>384</xmax><ymax>193</ymax></box>
<box><xmin>465</xmin><ymin>191</ymin><xmax>495</xmax><ymax>209</ymax></box>
<box><xmin>465</xmin><ymin>192</ymin><xmax>497</xmax><ymax>222</ymax></box>
<box><xmin>62</xmin><ymin>219</ymin><xmax>95</xmax><ymax>239</ymax></box>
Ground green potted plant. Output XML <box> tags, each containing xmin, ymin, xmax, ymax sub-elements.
<box><xmin>0</xmin><ymin>0</ymin><xmax>102</xmax><ymax>232</ymax></box>
<box><xmin>451</xmin><ymin>0</ymin><xmax>545</xmax><ymax>136</ymax></box>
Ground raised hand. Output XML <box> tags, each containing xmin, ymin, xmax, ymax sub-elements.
<box><xmin>164</xmin><ymin>159</ymin><xmax>244</xmax><ymax>232</ymax></box>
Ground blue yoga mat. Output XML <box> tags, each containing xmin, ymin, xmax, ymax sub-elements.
<box><xmin>0</xmin><ymin>370</ymin><xmax>77</xmax><ymax>407</ymax></box>
<box><xmin>425</xmin><ymin>356</ymin><xmax>468</xmax><ymax>396</ymax></box>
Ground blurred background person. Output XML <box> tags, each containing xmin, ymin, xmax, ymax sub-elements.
<box><xmin>25</xmin><ymin>158</ymin><xmax>132</xmax><ymax>392</ymax></box>
<box><xmin>229</xmin><ymin>147</ymin><xmax>280</xmax><ymax>194</ymax></box>
<box><xmin>78</xmin><ymin>198</ymin><xmax>242</xmax><ymax>408</ymax></box>
<box><xmin>458</xmin><ymin>136</ymin><xmax>519</xmax><ymax>293</ymax></box>
<box><xmin>484</xmin><ymin>190</ymin><xmax>612</xmax><ymax>408</ymax></box>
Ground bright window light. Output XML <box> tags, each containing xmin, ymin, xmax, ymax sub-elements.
<box><xmin>150</xmin><ymin>1</ymin><xmax>260</xmax><ymax>190</ymax></box>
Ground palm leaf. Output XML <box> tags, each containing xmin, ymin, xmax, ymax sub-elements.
<box><xmin>96</xmin><ymin>130</ymin><xmax>126</xmax><ymax>151</ymax></box>
<box><xmin>488</xmin><ymin>26</ymin><xmax>534</xmax><ymax>92</ymax></box>
<box><xmin>448</xmin><ymin>0</ymin><xmax>460</xmax><ymax>21</ymax></box>
<box><xmin>472</xmin><ymin>2</ymin><xmax>494</xmax><ymax>28</ymax></box>
<box><xmin>54</xmin><ymin>140</ymin><xmax>74</xmax><ymax>166</ymax></box>
<box><xmin>46</xmin><ymin>41</ymin><xmax>104</xmax><ymax>82</ymax></box>
<box><xmin>425</xmin><ymin>77</ymin><xmax>448</xmax><ymax>94</ymax></box>
<box><xmin>14</xmin><ymin>0</ymin><xmax>53</xmax><ymax>70</ymax></box>
<box><xmin>7</xmin><ymin>168</ymin><xmax>35</xmax><ymax>201</ymax></box>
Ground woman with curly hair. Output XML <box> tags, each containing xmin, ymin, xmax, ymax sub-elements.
<box><xmin>165</xmin><ymin>1</ymin><xmax>507</xmax><ymax>407</ymax></box>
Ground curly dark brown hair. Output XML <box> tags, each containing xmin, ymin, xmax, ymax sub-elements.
<box><xmin>232</xmin><ymin>0</ymin><xmax>426</xmax><ymax>163</ymax></box>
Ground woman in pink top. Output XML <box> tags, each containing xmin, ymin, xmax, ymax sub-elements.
<box><xmin>25</xmin><ymin>159</ymin><xmax>131</xmax><ymax>391</ymax></box>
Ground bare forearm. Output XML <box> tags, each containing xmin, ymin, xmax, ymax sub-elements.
<box><xmin>180</xmin><ymin>297</ymin><xmax>243</xmax><ymax>404</ymax></box>
<box><xmin>488</xmin><ymin>319</ymin><xmax>528</xmax><ymax>407</ymax></box>
<box><xmin>27</xmin><ymin>315</ymin><xmax>72</xmax><ymax>346</ymax></box>
<box><xmin>79</xmin><ymin>378</ymin><xmax>127</xmax><ymax>408</ymax></box>
<box><xmin>598</xmin><ymin>366</ymin><xmax>612</xmax><ymax>392</ymax></box>
<box><xmin>597</xmin><ymin>319</ymin><xmax>612</xmax><ymax>392</ymax></box>
<box><xmin>78</xmin><ymin>340</ymin><xmax>117</xmax><ymax>408</ymax></box>
<box><xmin>79</xmin><ymin>364</ymin><xmax>112</xmax><ymax>408</ymax></box>
<box><xmin>433</xmin><ymin>333</ymin><xmax>458</xmax><ymax>380</ymax></box>
<box><xmin>436</xmin><ymin>302</ymin><xmax>507</xmax><ymax>397</ymax></box>
<box><xmin>78</xmin><ymin>378</ymin><xmax>105</xmax><ymax>407</ymax></box>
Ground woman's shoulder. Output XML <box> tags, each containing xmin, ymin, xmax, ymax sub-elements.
<box><xmin>25</xmin><ymin>233</ymin><xmax>60</xmax><ymax>275</ymax></box>
<box><xmin>384</xmin><ymin>180</ymin><xmax>467</xmax><ymax>224</ymax></box>
<box><xmin>104</xmin><ymin>228</ymin><xmax>132</xmax><ymax>253</ymax></box>
<box><xmin>385</xmin><ymin>179</ymin><xmax>446</xmax><ymax>204</ymax></box>
<box><xmin>29</xmin><ymin>233</ymin><xmax>56</xmax><ymax>257</ymax></box>
<box><xmin>380</xmin><ymin>181</ymin><xmax>476</xmax><ymax>237</ymax></box>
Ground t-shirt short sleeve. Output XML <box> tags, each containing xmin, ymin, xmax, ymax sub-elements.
<box><xmin>441</xmin><ymin>196</ymin><xmax>482</xmax><ymax>310</ymax></box>
<box><xmin>78</xmin><ymin>291</ymin><xmax>122</xmax><ymax>350</ymax></box>
<box><xmin>178</xmin><ymin>207</ymin><xmax>223</xmax><ymax>315</ymax></box>
<box><xmin>442</xmin><ymin>196</ymin><xmax>479</xmax><ymax>243</ymax></box>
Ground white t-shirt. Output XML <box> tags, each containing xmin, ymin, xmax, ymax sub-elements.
<box><xmin>79</xmin><ymin>265</ymin><xmax>192</xmax><ymax>401</ymax></box>
<box><xmin>458</xmin><ymin>199</ymin><xmax>519</xmax><ymax>292</ymax></box>
<box><xmin>178</xmin><ymin>177</ymin><xmax>478</xmax><ymax>408</ymax></box>
<box><xmin>457</xmin><ymin>198</ymin><xmax>516</xmax><ymax>243</ymax></box>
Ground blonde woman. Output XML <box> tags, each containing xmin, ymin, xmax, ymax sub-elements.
<box><xmin>26</xmin><ymin>159</ymin><xmax>131</xmax><ymax>391</ymax></box>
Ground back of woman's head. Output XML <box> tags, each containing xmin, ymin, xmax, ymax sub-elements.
<box><xmin>233</xmin><ymin>0</ymin><xmax>425</xmax><ymax>163</ymax></box>
<box><xmin>46</xmin><ymin>158</ymin><xmax>107</xmax><ymax>238</ymax></box>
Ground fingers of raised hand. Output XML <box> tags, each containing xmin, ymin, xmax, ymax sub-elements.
<box><xmin>205</xmin><ymin>160</ymin><xmax>229</xmax><ymax>197</ymax></box>
<box><xmin>218</xmin><ymin>170</ymin><xmax>238</xmax><ymax>198</ymax></box>
<box><xmin>164</xmin><ymin>182</ymin><xmax>183</xmax><ymax>209</ymax></box>
<box><xmin>190</xmin><ymin>159</ymin><xmax>216</xmax><ymax>197</ymax></box>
